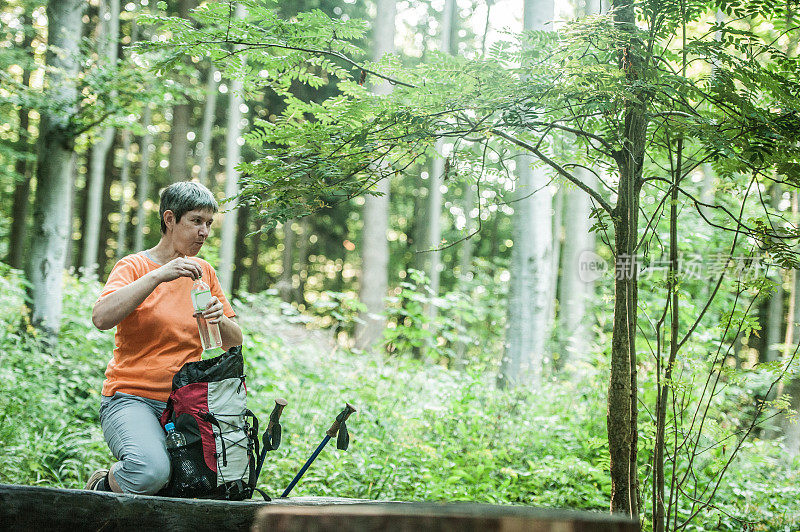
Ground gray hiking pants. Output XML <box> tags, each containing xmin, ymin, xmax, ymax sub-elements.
<box><xmin>99</xmin><ymin>392</ymin><xmax>170</xmax><ymax>494</ymax></box>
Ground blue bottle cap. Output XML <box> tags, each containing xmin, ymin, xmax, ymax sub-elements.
<box><xmin>165</xmin><ymin>422</ymin><xmax>175</xmax><ymax>432</ymax></box>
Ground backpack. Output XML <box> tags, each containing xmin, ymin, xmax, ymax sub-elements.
<box><xmin>158</xmin><ymin>346</ymin><xmax>266</xmax><ymax>501</ymax></box>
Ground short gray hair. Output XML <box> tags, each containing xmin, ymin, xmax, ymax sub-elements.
<box><xmin>159</xmin><ymin>181</ymin><xmax>218</xmax><ymax>233</ymax></box>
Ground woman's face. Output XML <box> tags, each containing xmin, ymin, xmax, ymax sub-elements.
<box><xmin>167</xmin><ymin>208</ymin><xmax>214</xmax><ymax>256</ymax></box>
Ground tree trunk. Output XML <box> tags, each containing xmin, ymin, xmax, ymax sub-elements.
<box><xmin>607</xmin><ymin>0</ymin><xmax>646</xmax><ymax>517</ymax></box>
<box><xmin>28</xmin><ymin>0</ymin><xmax>85</xmax><ymax>336</ymax></box>
<box><xmin>197</xmin><ymin>67</ymin><xmax>218</xmax><ymax>186</ymax></box>
<box><xmin>412</xmin><ymin>168</ymin><xmax>430</xmax><ymax>273</ymax></box>
<box><xmin>423</xmin><ymin>0</ymin><xmax>456</xmax><ymax>302</ymax></box>
<box><xmin>765</xmin><ymin>184</ymin><xmax>784</xmax><ymax>364</ymax></box>
<box><xmin>548</xmin><ymin>187</ymin><xmax>563</xmax><ymax>348</ymax></box>
<box><xmin>458</xmin><ymin>179</ymin><xmax>476</xmax><ymax>277</ymax></box>
<box><xmin>354</xmin><ymin>0</ymin><xmax>396</xmax><ymax>350</ymax></box>
<box><xmin>781</xmin><ymin>191</ymin><xmax>800</xmax><ymax>457</ymax></box>
<box><xmin>278</xmin><ymin>220</ymin><xmax>296</xmax><ymax>303</ymax></box>
<box><xmin>557</xmin><ymin>168</ymin><xmax>596</xmax><ymax>370</ymax></box>
<box><xmin>7</xmin><ymin>15</ymin><xmax>34</xmax><ymax>271</ymax></box>
<box><xmin>218</xmin><ymin>3</ymin><xmax>247</xmax><ymax>295</ymax></box>
<box><xmin>97</xmin><ymin>136</ymin><xmax>119</xmax><ymax>275</ymax></box>
<box><xmin>232</xmin><ymin>203</ymin><xmax>250</xmax><ymax>295</ymax></box>
<box><xmin>247</xmin><ymin>230</ymin><xmax>264</xmax><ymax>293</ymax></box>
<box><xmin>134</xmin><ymin>104</ymin><xmax>153</xmax><ymax>252</ymax></box>
<box><xmin>82</xmin><ymin>0</ymin><xmax>120</xmax><ymax>274</ymax></box>
<box><xmin>498</xmin><ymin>0</ymin><xmax>554</xmax><ymax>388</ymax></box>
<box><xmin>115</xmin><ymin>20</ymin><xmax>138</xmax><ymax>260</ymax></box>
<box><xmin>167</xmin><ymin>0</ymin><xmax>195</xmax><ymax>183</ymax></box>
<box><xmin>115</xmin><ymin>129</ymin><xmax>133</xmax><ymax>259</ymax></box>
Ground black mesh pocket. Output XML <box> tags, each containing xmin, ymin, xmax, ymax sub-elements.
<box><xmin>165</xmin><ymin>439</ymin><xmax>216</xmax><ymax>498</ymax></box>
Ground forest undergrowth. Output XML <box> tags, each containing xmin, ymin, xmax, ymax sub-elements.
<box><xmin>0</xmin><ymin>262</ymin><xmax>798</xmax><ymax>531</ymax></box>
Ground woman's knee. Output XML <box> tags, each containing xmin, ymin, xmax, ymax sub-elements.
<box><xmin>117</xmin><ymin>452</ymin><xmax>171</xmax><ymax>494</ymax></box>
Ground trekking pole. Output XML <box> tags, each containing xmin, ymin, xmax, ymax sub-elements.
<box><xmin>280</xmin><ymin>402</ymin><xmax>356</xmax><ymax>498</ymax></box>
<box><xmin>255</xmin><ymin>397</ymin><xmax>288</xmax><ymax>481</ymax></box>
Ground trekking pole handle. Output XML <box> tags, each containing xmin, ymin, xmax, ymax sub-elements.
<box><xmin>269</xmin><ymin>397</ymin><xmax>288</xmax><ymax>428</ymax></box>
<box><xmin>326</xmin><ymin>403</ymin><xmax>356</xmax><ymax>437</ymax></box>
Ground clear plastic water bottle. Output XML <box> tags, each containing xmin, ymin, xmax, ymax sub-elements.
<box><xmin>164</xmin><ymin>422</ymin><xmax>212</xmax><ymax>496</ymax></box>
<box><xmin>164</xmin><ymin>422</ymin><xmax>186</xmax><ymax>449</ymax></box>
<box><xmin>190</xmin><ymin>274</ymin><xmax>223</xmax><ymax>351</ymax></box>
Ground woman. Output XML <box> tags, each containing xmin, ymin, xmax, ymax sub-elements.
<box><xmin>86</xmin><ymin>181</ymin><xmax>243</xmax><ymax>494</ymax></box>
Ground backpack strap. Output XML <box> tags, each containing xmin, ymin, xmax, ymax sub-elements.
<box><xmin>201</xmin><ymin>411</ymin><xmax>228</xmax><ymax>467</ymax></box>
<box><xmin>159</xmin><ymin>396</ymin><xmax>175</xmax><ymax>427</ymax></box>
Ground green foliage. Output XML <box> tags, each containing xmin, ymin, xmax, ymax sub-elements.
<box><xmin>0</xmin><ymin>265</ymin><xmax>110</xmax><ymax>487</ymax></box>
<box><xmin>1</xmin><ymin>266</ymin><xmax>798</xmax><ymax>529</ymax></box>
<box><xmin>382</xmin><ymin>266</ymin><xmax>506</xmax><ymax>371</ymax></box>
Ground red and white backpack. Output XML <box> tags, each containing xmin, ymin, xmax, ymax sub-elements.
<box><xmin>158</xmin><ymin>347</ymin><xmax>264</xmax><ymax>500</ymax></box>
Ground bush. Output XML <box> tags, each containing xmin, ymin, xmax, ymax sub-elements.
<box><xmin>1</xmin><ymin>264</ymin><xmax>799</xmax><ymax>531</ymax></box>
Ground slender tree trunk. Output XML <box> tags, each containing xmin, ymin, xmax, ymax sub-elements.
<box><xmin>218</xmin><ymin>3</ymin><xmax>247</xmax><ymax>294</ymax></box>
<box><xmin>115</xmin><ymin>129</ymin><xmax>133</xmax><ymax>259</ymax></box>
<box><xmin>167</xmin><ymin>0</ymin><xmax>194</xmax><ymax>183</ymax></box>
<box><xmin>412</xmin><ymin>168</ymin><xmax>430</xmax><ymax>273</ymax></box>
<box><xmin>557</xmin><ymin>168</ymin><xmax>596</xmax><ymax>370</ymax></box>
<box><xmin>458</xmin><ymin>180</ymin><xmax>476</xmax><ymax>277</ymax></box>
<box><xmin>197</xmin><ymin>67</ymin><xmax>218</xmax><ymax>186</ymax></box>
<box><xmin>278</xmin><ymin>220</ymin><xmax>296</xmax><ymax>303</ymax></box>
<box><xmin>781</xmin><ymin>192</ymin><xmax>800</xmax><ymax>456</ymax></box>
<box><xmin>8</xmin><ymin>15</ymin><xmax>34</xmax><ymax>271</ymax></box>
<box><xmin>424</xmin><ymin>0</ymin><xmax>457</xmax><ymax>302</ymax></box>
<box><xmin>134</xmin><ymin>104</ymin><xmax>153</xmax><ymax>252</ymax></box>
<box><xmin>555</xmin><ymin>0</ymin><xmax>602</xmax><ymax>371</ymax></box>
<box><xmin>498</xmin><ymin>0</ymin><xmax>554</xmax><ymax>388</ymax></box>
<box><xmin>295</xmin><ymin>217</ymin><xmax>310</xmax><ymax>306</ymax></box>
<box><xmin>247</xmin><ymin>230</ymin><xmax>263</xmax><ymax>293</ymax></box>
<box><xmin>653</xmin><ymin>139</ymin><xmax>682</xmax><ymax>532</ymax></box>
<box><xmin>29</xmin><ymin>0</ymin><xmax>85</xmax><ymax>336</ymax></box>
<box><xmin>547</xmin><ymin>187</ymin><xmax>563</xmax><ymax>346</ymax></box>
<box><xmin>765</xmin><ymin>184</ymin><xmax>784</xmax><ymax>364</ymax></box>
<box><xmin>232</xmin><ymin>203</ymin><xmax>249</xmax><ymax>295</ymax></box>
<box><xmin>607</xmin><ymin>0</ymin><xmax>646</xmax><ymax>516</ymax></box>
<box><xmin>115</xmin><ymin>20</ymin><xmax>138</xmax><ymax>259</ymax></box>
<box><xmin>82</xmin><ymin>0</ymin><xmax>120</xmax><ymax>273</ymax></box>
<box><xmin>97</xmin><ymin>136</ymin><xmax>119</xmax><ymax>275</ymax></box>
<box><xmin>354</xmin><ymin>0</ymin><xmax>396</xmax><ymax>350</ymax></box>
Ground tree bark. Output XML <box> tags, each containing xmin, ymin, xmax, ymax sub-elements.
<box><xmin>28</xmin><ymin>0</ymin><xmax>85</xmax><ymax>336</ymax></box>
<box><xmin>115</xmin><ymin>129</ymin><xmax>133</xmax><ymax>259</ymax></box>
<box><xmin>557</xmin><ymin>168</ymin><xmax>596</xmax><ymax>370</ymax></box>
<box><xmin>498</xmin><ymin>0</ymin><xmax>554</xmax><ymax>388</ymax></box>
<box><xmin>278</xmin><ymin>220</ymin><xmax>296</xmax><ymax>303</ymax></box>
<box><xmin>765</xmin><ymin>184</ymin><xmax>784</xmax><ymax>364</ymax></box>
<box><xmin>354</xmin><ymin>0</ymin><xmax>396</xmax><ymax>350</ymax></box>
<box><xmin>197</xmin><ymin>67</ymin><xmax>218</xmax><ymax>186</ymax></box>
<box><xmin>167</xmin><ymin>0</ymin><xmax>194</xmax><ymax>183</ymax></box>
<box><xmin>458</xmin><ymin>180</ymin><xmax>476</xmax><ymax>277</ymax></box>
<box><xmin>607</xmin><ymin>0</ymin><xmax>646</xmax><ymax>517</ymax></box>
<box><xmin>134</xmin><ymin>104</ymin><xmax>153</xmax><ymax>252</ymax></box>
<box><xmin>7</xmin><ymin>14</ymin><xmax>34</xmax><ymax>271</ymax></box>
<box><xmin>781</xmin><ymin>192</ymin><xmax>800</xmax><ymax>457</ymax></box>
<box><xmin>218</xmin><ymin>3</ymin><xmax>247</xmax><ymax>295</ymax></box>
<box><xmin>232</xmin><ymin>202</ymin><xmax>250</xmax><ymax>296</ymax></box>
<box><xmin>82</xmin><ymin>0</ymin><xmax>120</xmax><ymax>274</ymax></box>
<box><xmin>423</xmin><ymin>0</ymin><xmax>456</xmax><ymax>302</ymax></box>
<box><xmin>115</xmin><ymin>20</ymin><xmax>139</xmax><ymax>260</ymax></box>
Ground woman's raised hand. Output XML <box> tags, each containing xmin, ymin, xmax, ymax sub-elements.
<box><xmin>156</xmin><ymin>257</ymin><xmax>203</xmax><ymax>283</ymax></box>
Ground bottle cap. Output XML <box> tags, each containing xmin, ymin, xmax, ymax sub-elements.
<box><xmin>165</xmin><ymin>422</ymin><xmax>175</xmax><ymax>432</ymax></box>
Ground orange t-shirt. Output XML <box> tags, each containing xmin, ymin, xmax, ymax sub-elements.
<box><xmin>98</xmin><ymin>253</ymin><xmax>236</xmax><ymax>402</ymax></box>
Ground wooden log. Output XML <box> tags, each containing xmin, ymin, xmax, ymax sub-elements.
<box><xmin>253</xmin><ymin>502</ymin><xmax>641</xmax><ymax>532</ymax></box>
<box><xmin>1</xmin><ymin>484</ymin><xmax>639</xmax><ymax>532</ymax></box>
<box><xmin>0</xmin><ymin>484</ymin><xmax>366</xmax><ymax>532</ymax></box>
